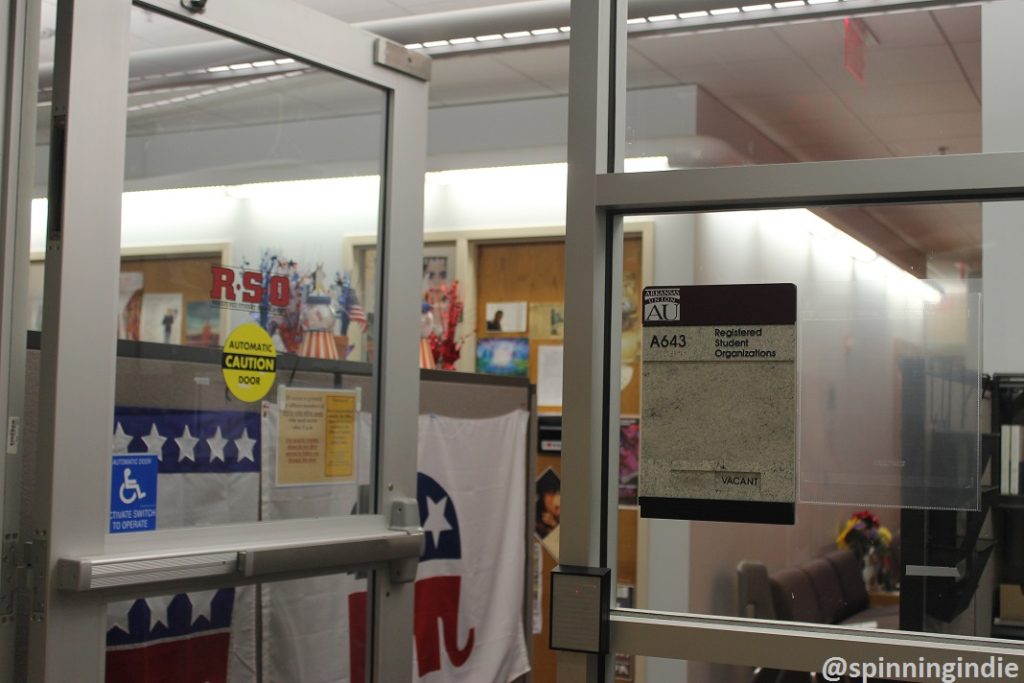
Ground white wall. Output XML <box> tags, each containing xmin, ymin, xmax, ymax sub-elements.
<box><xmin>982</xmin><ymin>0</ymin><xmax>1024</xmax><ymax>376</ymax></box>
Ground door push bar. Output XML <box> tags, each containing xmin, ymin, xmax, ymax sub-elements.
<box><xmin>55</xmin><ymin>499</ymin><xmax>423</xmax><ymax>593</ymax></box>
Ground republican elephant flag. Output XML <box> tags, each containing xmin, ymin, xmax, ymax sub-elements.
<box><xmin>410</xmin><ymin>411</ymin><xmax>530</xmax><ymax>682</ymax></box>
<box><xmin>261</xmin><ymin>408</ymin><xmax>531</xmax><ymax>682</ymax></box>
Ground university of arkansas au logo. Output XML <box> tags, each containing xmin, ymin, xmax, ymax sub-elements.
<box><xmin>348</xmin><ymin>473</ymin><xmax>475</xmax><ymax>678</ymax></box>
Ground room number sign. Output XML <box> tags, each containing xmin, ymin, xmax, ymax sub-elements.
<box><xmin>639</xmin><ymin>283</ymin><xmax>797</xmax><ymax>525</ymax></box>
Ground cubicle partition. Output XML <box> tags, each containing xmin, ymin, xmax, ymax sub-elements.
<box><xmin>16</xmin><ymin>333</ymin><xmax>535</xmax><ymax>683</ymax></box>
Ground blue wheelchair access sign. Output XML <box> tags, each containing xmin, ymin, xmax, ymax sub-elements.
<box><xmin>110</xmin><ymin>454</ymin><xmax>158</xmax><ymax>533</ymax></box>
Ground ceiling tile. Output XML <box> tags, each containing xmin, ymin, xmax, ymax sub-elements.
<box><xmin>954</xmin><ymin>41</ymin><xmax>982</xmax><ymax>84</ymax></box>
<box><xmin>300</xmin><ymin>0</ymin><xmax>406</xmax><ymax>22</ymax></box>
<box><xmin>806</xmin><ymin>45</ymin><xmax>965</xmax><ymax>90</ymax></box>
<box><xmin>771</xmin><ymin>19</ymin><xmax>845</xmax><ymax>58</ymax></box>
<box><xmin>933</xmin><ymin>6</ymin><xmax>981</xmax><ymax>43</ymax></box>
<box><xmin>869</xmin><ymin>111</ymin><xmax>980</xmax><ymax>143</ymax></box>
<box><xmin>657</xmin><ymin>59</ymin><xmax>828</xmax><ymax>97</ymax></box>
<box><xmin>627</xmin><ymin>47</ymin><xmax>678</xmax><ymax>88</ymax></box>
<box><xmin>757</xmin><ymin>112</ymin><xmax>878</xmax><ymax>146</ymax></box>
<box><xmin>726</xmin><ymin>91</ymin><xmax>851</xmax><ymax>124</ymax></box>
<box><xmin>628</xmin><ymin>28</ymin><xmax>793</xmax><ymax>67</ymax></box>
<box><xmin>492</xmin><ymin>45</ymin><xmax>571</xmax><ymax>93</ymax></box>
<box><xmin>429</xmin><ymin>54</ymin><xmax>558</xmax><ymax>105</ymax></box>
<box><xmin>859</xmin><ymin>12</ymin><xmax>945</xmax><ymax>47</ymax></box>
<box><xmin>837</xmin><ymin>80</ymin><xmax>979</xmax><ymax>119</ymax></box>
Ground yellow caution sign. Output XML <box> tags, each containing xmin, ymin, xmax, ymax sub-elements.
<box><xmin>222</xmin><ymin>323</ymin><xmax>277</xmax><ymax>402</ymax></box>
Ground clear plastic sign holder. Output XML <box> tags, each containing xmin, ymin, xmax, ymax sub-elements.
<box><xmin>798</xmin><ymin>280</ymin><xmax>982</xmax><ymax>511</ymax></box>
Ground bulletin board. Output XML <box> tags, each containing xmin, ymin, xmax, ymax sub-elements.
<box><xmin>28</xmin><ymin>250</ymin><xmax>225</xmax><ymax>345</ymax></box>
<box><xmin>119</xmin><ymin>253</ymin><xmax>224</xmax><ymax>346</ymax></box>
<box><xmin>475</xmin><ymin>236</ymin><xmax>644</xmax><ymax>415</ymax></box>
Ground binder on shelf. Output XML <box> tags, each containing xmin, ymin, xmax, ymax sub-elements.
<box><xmin>1011</xmin><ymin>425</ymin><xmax>1022</xmax><ymax>496</ymax></box>
<box><xmin>1001</xmin><ymin>425</ymin><xmax>1011</xmax><ymax>495</ymax></box>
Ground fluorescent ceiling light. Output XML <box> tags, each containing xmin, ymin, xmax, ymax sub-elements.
<box><xmin>627</xmin><ymin>17</ymin><xmax>649</xmax><ymax>24</ymax></box>
<box><xmin>476</xmin><ymin>34</ymin><xmax>503</xmax><ymax>41</ymax></box>
<box><xmin>503</xmin><ymin>30</ymin><xmax>531</xmax><ymax>38</ymax></box>
<box><xmin>449</xmin><ymin>36</ymin><xmax>477</xmax><ymax>44</ymax></box>
<box><xmin>274</xmin><ymin>58</ymin><xmax>295</xmax><ymax>65</ymax></box>
<box><xmin>710</xmin><ymin>7</ymin><xmax>742</xmax><ymax>15</ymax></box>
<box><xmin>531</xmin><ymin>27</ymin><xmax>559</xmax><ymax>35</ymax></box>
<box><xmin>774</xmin><ymin>1</ymin><xmax>806</xmax><ymax>7</ymax></box>
<box><xmin>742</xmin><ymin>4</ymin><xmax>773</xmax><ymax>10</ymax></box>
<box><xmin>423</xmin><ymin>39</ymin><xmax>450</xmax><ymax>47</ymax></box>
<box><xmin>648</xmin><ymin>14</ymin><xmax>679</xmax><ymax>21</ymax></box>
<box><xmin>677</xmin><ymin>11</ymin><xmax>710</xmax><ymax>18</ymax></box>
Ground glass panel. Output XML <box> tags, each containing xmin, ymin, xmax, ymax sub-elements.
<box><xmin>99</xmin><ymin>7</ymin><xmax>386</xmax><ymax>682</ymax></box>
<box><xmin>110</xmin><ymin>4</ymin><xmax>384</xmax><ymax>528</ymax></box>
<box><xmin>26</xmin><ymin>1</ymin><xmax>58</xmax><ymax>331</ymax></box>
<box><xmin>624</xmin><ymin>4</ymin><xmax>983</xmax><ymax>170</ymax></box>
<box><xmin>604</xmin><ymin>201</ymin><xmax>1024</xmax><ymax>677</ymax></box>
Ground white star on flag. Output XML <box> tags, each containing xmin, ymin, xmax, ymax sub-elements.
<box><xmin>235</xmin><ymin>428</ymin><xmax>257</xmax><ymax>462</ymax></box>
<box><xmin>188</xmin><ymin>590</ymin><xmax>217</xmax><ymax>625</ymax></box>
<box><xmin>107</xmin><ymin>604</ymin><xmax>131</xmax><ymax>634</ymax></box>
<box><xmin>207</xmin><ymin>427</ymin><xmax>228</xmax><ymax>463</ymax></box>
<box><xmin>112</xmin><ymin>423</ymin><xmax>133</xmax><ymax>453</ymax></box>
<box><xmin>147</xmin><ymin>594</ymin><xmax>173</xmax><ymax>629</ymax></box>
<box><xmin>175</xmin><ymin>425</ymin><xmax>200</xmax><ymax>462</ymax></box>
<box><xmin>422</xmin><ymin>495</ymin><xmax>452</xmax><ymax>548</ymax></box>
<box><xmin>141</xmin><ymin>423</ymin><xmax>166</xmax><ymax>460</ymax></box>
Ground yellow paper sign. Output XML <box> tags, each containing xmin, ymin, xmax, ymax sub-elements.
<box><xmin>277</xmin><ymin>387</ymin><xmax>359</xmax><ymax>486</ymax></box>
<box><xmin>222</xmin><ymin>323</ymin><xmax>277</xmax><ymax>403</ymax></box>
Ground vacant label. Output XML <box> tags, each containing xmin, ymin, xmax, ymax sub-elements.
<box><xmin>640</xmin><ymin>284</ymin><xmax>797</xmax><ymax>525</ymax></box>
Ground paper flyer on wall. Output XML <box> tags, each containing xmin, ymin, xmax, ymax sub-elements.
<box><xmin>276</xmin><ymin>386</ymin><xmax>360</xmax><ymax>487</ymax></box>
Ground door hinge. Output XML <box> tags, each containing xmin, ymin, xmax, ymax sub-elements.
<box><xmin>0</xmin><ymin>536</ymin><xmax>22</xmax><ymax>620</ymax></box>
<box><xmin>27</xmin><ymin>539</ymin><xmax>46</xmax><ymax>620</ymax></box>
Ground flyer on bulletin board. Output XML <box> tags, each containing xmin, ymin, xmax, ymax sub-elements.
<box><xmin>276</xmin><ymin>386</ymin><xmax>360</xmax><ymax>486</ymax></box>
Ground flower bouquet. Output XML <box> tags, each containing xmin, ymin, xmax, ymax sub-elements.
<box><xmin>836</xmin><ymin>510</ymin><xmax>897</xmax><ymax>591</ymax></box>
<box><xmin>425</xmin><ymin>280</ymin><xmax>467</xmax><ymax>370</ymax></box>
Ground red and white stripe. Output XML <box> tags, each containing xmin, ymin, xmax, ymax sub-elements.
<box><xmin>299</xmin><ymin>330</ymin><xmax>340</xmax><ymax>361</ymax></box>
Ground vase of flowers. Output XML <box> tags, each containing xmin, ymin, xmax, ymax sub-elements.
<box><xmin>426</xmin><ymin>280</ymin><xmax>467</xmax><ymax>370</ymax></box>
<box><xmin>836</xmin><ymin>510</ymin><xmax>896</xmax><ymax>591</ymax></box>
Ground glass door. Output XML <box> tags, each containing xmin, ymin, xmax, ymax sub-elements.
<box><xmin>25</xmin><ymin>1</ymin><xmax>428</xmax><ymax>681</ymax></box>
<box><xmin>0</xmin><ymin>3</ymin><xmax>42</xmax><ymax>683</ymax></box>
<box><xmin>557</xmin><ymin>0</ymin><xmax>1024</xmax><ymax>681</ymax></box>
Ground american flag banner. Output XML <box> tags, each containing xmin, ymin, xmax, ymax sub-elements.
<box><xmin>107</xmin><ymin>407</ymin><xmax>260</xmax><ymax>683</ymax></box>
<box><xmin>337</xmin><ymin>274</ymin><xmax>369</xmax><ymax>335</ymax></box>
<box><xmin>106</xmin><ymin>590</ymin><xmax>237</xmax><ymax>683</ymax></box>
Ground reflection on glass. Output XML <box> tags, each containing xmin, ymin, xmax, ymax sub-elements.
<box><xmin>89</xmin><ymin>7</ymin><xmax>386</xmax><ymax>682</ymax></box>
<box><xmin>620</xmin><ymin>201</ymin><xmax>1023</xmax><ymax>676</ymax></box>
<box><xmin>625</xmin><ymin>5</ymin><xmax>982</xmax><ymax>169</ymax></box>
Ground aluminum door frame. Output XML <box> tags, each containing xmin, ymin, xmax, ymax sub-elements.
<box><xmin>0</xmin><ymin>2</ymin><xmax>42</xmax><ymax>683</ymax></box>
<box><xmin>560</xmin><ymin>0</ymin><xmax>1024</xmax><ymax>681</ymax></box>
<box><xmin>28</xmin><ymin>1</ymin><xmax>427</xmax><ymax>681</ymax></box>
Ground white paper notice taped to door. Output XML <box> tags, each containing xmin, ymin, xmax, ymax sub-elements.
<box><xmin>640</xmin><ymin>284</ymin><xmax>797</xmax><ymax>525</ymax></box>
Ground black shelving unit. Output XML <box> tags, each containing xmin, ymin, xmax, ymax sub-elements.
<box><xmin>899</xmin><ymin>360</ymin><xmax>994</xmax><ymax>632</ymax></box>
<box><xmin>987</xmin><ymin>375</ymin><xmax>1024</xmax><ymax>628</ymax></box>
